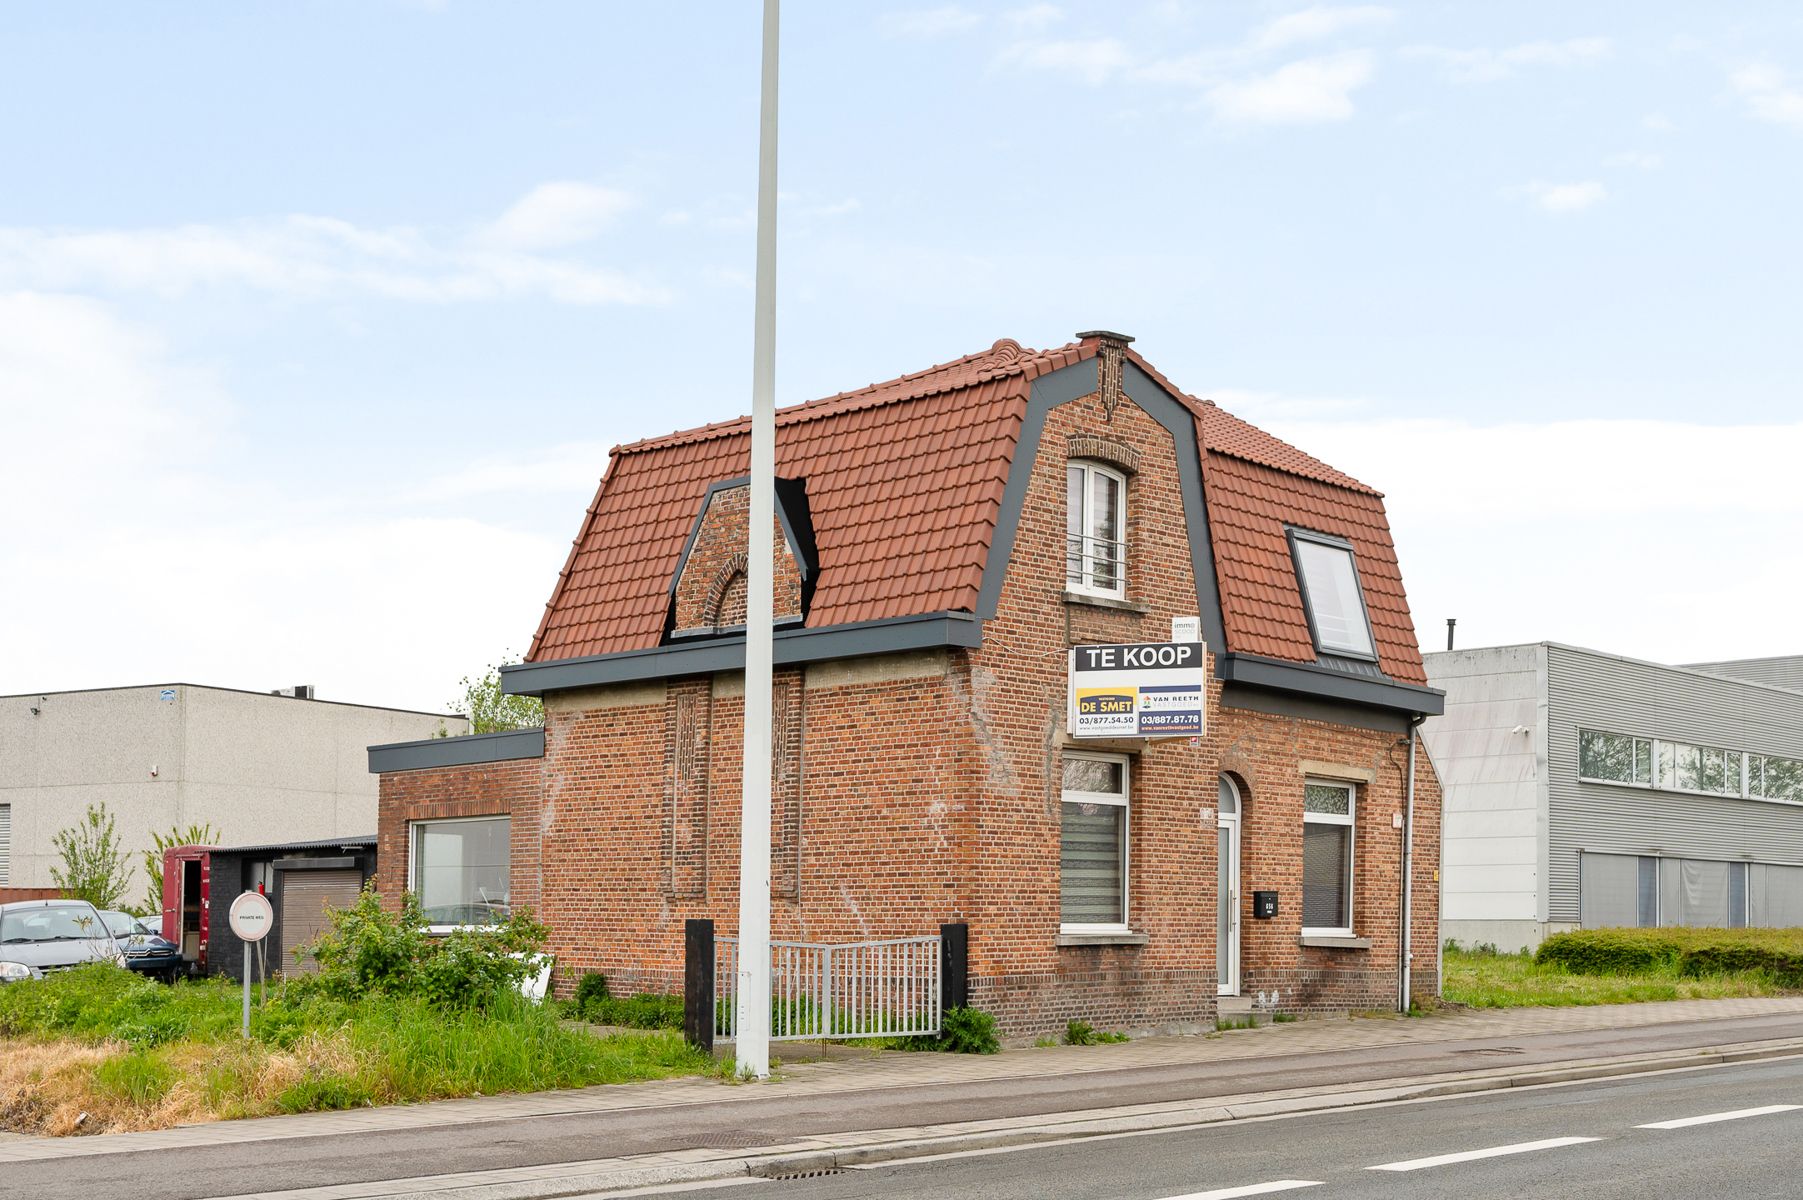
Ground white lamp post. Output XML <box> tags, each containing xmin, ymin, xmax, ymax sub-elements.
<box><xmin>734</xmin><ymin>0</ymin><xmax>780</xmax><ymax>1081</ymax></box>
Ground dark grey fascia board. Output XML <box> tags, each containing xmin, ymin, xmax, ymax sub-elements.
<box><xmin>1218</xmin><ymin>652</ymin><xmax>1445</xmax><ymax>717</ymax></box>
<box><xmin>974</xmin><ymin>357</ymin><xmax>1228</xmax><ymax>654</ymax></box>
<box><xmin>367</xmin><ymin>727</ymin><xmax>546</xmax><ymax>775</ymax></box>
<box><xmin>499</xmin><ymin>612</ymin><xmax>984</xmax><ymax>696</ymax></box>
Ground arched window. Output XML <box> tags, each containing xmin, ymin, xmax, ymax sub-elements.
<box><xmin>1218</xmin><ymin>774</ymin><xmax>1240</xmax><ymax>816</ymax></box>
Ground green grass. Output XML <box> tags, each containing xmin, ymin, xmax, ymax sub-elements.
<box><xmin>1442</xmin><ymin>942</ymin><xmax>1795</xmax><ymax>1008</ymax></box>
<box><xmin>1215</xmin><ymin>1015</ymin><xmax>1259</xmax><ymax>1031</ymax></box>
<box><xmin>0</xmin><ymin>966</ymin><xmax>712</xmax><ymax>1135</ymax></box>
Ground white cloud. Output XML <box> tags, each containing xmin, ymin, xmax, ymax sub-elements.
<box><xmin>0</xmin><ymin>291</ymin><xmax>592</xmax><ymax>712</ymax></box>
<box><xmin>880</xmin><ymin>6</ymin><xmax>981</xmax><ymax>38</ymax></box>
<box><xmin>1207</xmin><ymin>52</ymin><xmax>1373</xmax><ymax>124</ymax></box>
<box><xmin>997</xmin><ymin>37</ymin><xmax>1132</xmax><ymax>85</ymax></box>
<box><xmin>1003</xmin><ymin>4</ymin><xmax>1062</xmax><ymax>33</ymax></box>
<box><xmin>0</xmin><ymin>186</ymin><xmax>668</xmax><ymax>306</ymax></box>
<box><xmin>1252</xmin><ymin>5</ymin><xmax>1395</xmax><ymax>52</ymax></box>
<box><xmin>1404</xmin><ymin>37</ymin><xmax>1611</xmax><ymax>84</ymax></box>
<box><xmin>1515</xmin><ymin>180</ymin><xmax>1607</xmax><ymax>213</ymax></box>
<box><xmin>1732</xmin><ymin>63</ymin><xmax>1803</xmax><ymax>130</ymax></box>
<box><xmin>482</xmin><ymin>181</ymin><xmax>634</xmax><ymax>250</ymax></box>
<box><xmin>1220</xmin><ymin>402</ymin><xmax>1803</xmax><ymax>662</ymax></box>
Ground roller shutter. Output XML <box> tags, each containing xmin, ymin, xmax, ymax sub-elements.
<box><xmin>280</xmin><ymin>869</ymin><xmax>363</xmax><ymax>973</ymax></box>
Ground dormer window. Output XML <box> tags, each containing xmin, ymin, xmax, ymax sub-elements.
<box><xmin>1066</xmin><ymin>461</ymin><xmax>1126</xmax><ymax>598</ymax></box>
<box><xmin>1288</xmin><ymin>529</ymin><xmax>1376</xmax><ymax>660</ymax></box>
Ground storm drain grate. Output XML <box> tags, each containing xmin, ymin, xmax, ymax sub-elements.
<box><xmin>763</xmin><ymin>1167</ymin><xmax>845</xmax><ymax>1181</ymax></box>
<box><xmin>693</xmin><ymin>1130</ymin><xmax>771</xmax><ymax>1149</ymax></box>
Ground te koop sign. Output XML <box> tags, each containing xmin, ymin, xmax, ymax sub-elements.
<box><xmin>1067</xmin><ymin>641</ymin><xmax>1207</xmax><ymax>739</ymax></box>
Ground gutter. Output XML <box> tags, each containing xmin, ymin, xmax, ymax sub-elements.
<box><xmin>1401</xmin><ymin>712</ymin><xmax>1426</xmax><ymax>1012</ymax></box>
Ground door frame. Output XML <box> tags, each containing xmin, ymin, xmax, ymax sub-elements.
<box><xmin>1218</xmin><ymin>776</ymin><xmax>1242</xmax><ymax>997</ymax></box>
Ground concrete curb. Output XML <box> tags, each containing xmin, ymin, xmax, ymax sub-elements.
<box><xmin>251</xmin><ymin>1037</ymin><xmax>1803</xmax><ymax>1200</ymax></box>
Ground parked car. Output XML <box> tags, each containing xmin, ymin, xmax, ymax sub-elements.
<box><xmin>99</xmin><ymin>909</ymin><xmax>183</xmax><ymax>983</ymax></box>
<box><xmin>0</xmin><ymin>899</ymin><xmax>125</xmax><ymax>978</ymax></box>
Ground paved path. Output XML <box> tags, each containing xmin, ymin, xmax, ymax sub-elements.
<box><xmin>6</xmin><ymin>995</ymin><xmax>1803</xmax><ymax>1200</ymax></box>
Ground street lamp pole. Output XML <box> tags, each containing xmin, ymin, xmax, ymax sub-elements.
<box><xmin>734</xmin><ymin>0</ymin><xmax>779</xmax><ymax>1081</ymax></box>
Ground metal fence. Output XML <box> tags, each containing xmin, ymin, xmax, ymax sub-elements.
<box><xmin>715</xmin><ymin>934</ymin><xmax>942</xmax><ymax>1042</ymax></box>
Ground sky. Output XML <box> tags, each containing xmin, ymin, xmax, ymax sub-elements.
<box><xmin>3</xmin><ymin>2</ymin><xmax>1801</xmax><ymax>713</ymax></box>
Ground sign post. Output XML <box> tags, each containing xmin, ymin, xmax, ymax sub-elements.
<box><xmin>228</xmin><ymin>891</ymin><xmax>273</xmax><ymax>1039</ymax></box>
<box><xmin>1067</xmin><ymin>642</ymin><xmax>1207</xmax><ymax>740</ymax></box>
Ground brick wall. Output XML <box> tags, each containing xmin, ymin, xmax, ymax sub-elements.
<box><xmin>375</xmin><ymin>756</ymin><xmax>543</xmax><ymax>915</ymax></box>
<box><xmin>671</xmin><ymin>485</ymin><xmax>802</xmax><ymax>635</ymax></box>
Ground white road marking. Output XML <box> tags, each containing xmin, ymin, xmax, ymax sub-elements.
<box><xmin>1367</xmin><ymin>1135</ymin><xmax>1601</xmax><ymax>1172</ymax></box>
<box><xmin>1637</xmin><ymin>1104</ymin><xmax>1803</xmax><ymax>1130</ymax></box>
<box><xmin>1154</xmin><ymin>1184</ymin><xmax>1324</xmax><ymax>1200</ymax></box>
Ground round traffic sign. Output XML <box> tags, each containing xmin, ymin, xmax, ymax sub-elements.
<box><xmin>228</xmin><ymin>891</ymin><xmax>274</xmax><ymax>942</ymax></box>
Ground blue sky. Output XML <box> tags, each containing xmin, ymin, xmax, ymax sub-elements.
<box><xmin>4</xmin><ymin>2</ymin><xmax>1801</xmax><ymax>711</ymax></box>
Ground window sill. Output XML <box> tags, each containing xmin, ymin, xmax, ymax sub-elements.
<box><xmin>1299</xmin><ymin>935</ymin><xmax>1371</xmax><ymax>949</ymax></box>
<box><xmin>1057</xmin><ymin>930</ymin><xmax>1150</xmax><ymax>947</ymax></box>
<box><xmin>1062</xmin><ymin>590</ymin><xmax>1150</xmax><ymax>614</ymax></box>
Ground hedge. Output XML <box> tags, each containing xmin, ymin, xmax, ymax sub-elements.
<box><xmin>1536</xmin><ymin>927</ymin><xmax>1803</xmax><ymax>986</ymax></box>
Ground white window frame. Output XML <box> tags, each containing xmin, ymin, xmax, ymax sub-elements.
<box><xmin>1301</xmin><ymin>778</ymin><xmax>1356</xmax><ymax>937</ymax></box>
<box><xmin>1287</xmin><ymin>528</ymin><xmax>1378</xmax><ymax>661</ymax></box>
<box><xmin>1066</xmin><ymin>460</ymin><xmax>1128</xmax><ymax>600</ymax></box>
<box><xmin>408</xmin><ymin>815</ymin><xmax>512</xmax><ymax>935</ymax></box>
<box><xmin>1059</xmin><ymin>751</ymin><xmax>1132</xmax><ymax>934</ymax></box>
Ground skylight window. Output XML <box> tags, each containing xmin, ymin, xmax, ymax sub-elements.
<box><xmin>1289</xmin><ymin>530</ymin><xmax>1376</xmax><ymax>660</ymax></box>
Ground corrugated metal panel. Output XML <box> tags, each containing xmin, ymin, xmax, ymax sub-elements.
<box><xmin>0</xmin><ymin>804</ymin><xmax>9</xmax><ymax>884</ymax></box>
<box><xmin>1545</xmin><ymin>644</ymin><xmax>1803</xmax><ymax>923</ymax></box>
<box><xmin>279</xmin><ymin>870</ymin><xmax>363</xmax><ymax>974</ymax></box>
<box><xmin>1684</xmin><ymin>656</ymin><xmax>1803</xmax><ymax>694</ymax></box>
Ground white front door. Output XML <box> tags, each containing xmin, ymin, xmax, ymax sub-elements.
<box><xmin>1217</xmin><ymin>776</ymin><xmax>1242</xmax><ymax>996</ymax></box>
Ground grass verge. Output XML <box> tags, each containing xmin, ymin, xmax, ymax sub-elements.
<box><xmin>1442</xmin><ymin>941</ymin><xmax>1796</xmax><ymax>1008</ymax></box>
<box><xmin>0</xmin><ymin>966</ymin><xmax>710</xmax><ymax>1136</ymax></box>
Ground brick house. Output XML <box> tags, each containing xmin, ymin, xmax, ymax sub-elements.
<box><xmin>370</xmin><ymin>332</ymin><xmax>1444</xmax><ymax>1035</ymax></box>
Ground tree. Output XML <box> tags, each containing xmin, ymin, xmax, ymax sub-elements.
<box><xmin>442</xmin><ymin>654</ymin><xmax>543</xmax><ymax>736</ymax></box>
<box><xmin>50</xmin><ymin>802</ymin><xmax>132</xmax><ymax>910</ymax></box>
<box><xmin>140</xmin><ymin>823</ymin><xmax>221</xmax><ymax>916</ymax></box>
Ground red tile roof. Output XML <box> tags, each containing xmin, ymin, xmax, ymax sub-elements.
<box><xmin>528</xmin><ymin>337</ymin><xmax>1428</xmax><ymax>687</ymax></box>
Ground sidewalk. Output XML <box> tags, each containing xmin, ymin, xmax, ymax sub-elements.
<box><xmin>6</xmin><ymin>994</ymin><xmax>1803</xmax><ymax>1170</ymax></box>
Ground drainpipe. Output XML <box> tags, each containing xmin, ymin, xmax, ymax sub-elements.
<box><xmin>1400</xmin><ymin>713</ymin><xmax>1425</xmax><ymax>1013</ymax></box>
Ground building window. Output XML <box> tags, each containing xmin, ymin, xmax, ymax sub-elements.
<box><xmin>1578</xmin><ymin>729</ymin><xmax>1803</xmax><ymax>802</ymax></box>
<box><xmin>1302</xmin><ymin>780</ymin><xmax>1355</xmax><ymax>935</ymax></box>
<box><xmin>1066</xmin><ymin>461</ymin><xmax>1126</xmax><ymax>598</ymax></box>
<box><xmin>409</xmin><ymin>817</ymin><xmax>511</xmax><ymax>930</ymax></box>
<box><xmin>1060</xmin><ymin>753</ymin><xmax>1129</xmax><ymax>929</ymax></box>
<box><xmin>1288</xmin><ymin>530</ymin><xmax>1376</xmax><ymax>660</ymax></box>
<box><xmin>1578</xmin><ymin>730</ymin><xmax>1653</xmax><ymax>786</ymax></box>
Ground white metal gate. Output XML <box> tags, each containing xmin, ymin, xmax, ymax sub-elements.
<box><xmin>715</xmin><ymin>935</ymin><xmax>942</xmax><ymax>1042</ymax></box>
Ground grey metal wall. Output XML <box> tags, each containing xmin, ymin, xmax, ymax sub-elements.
<box><xmin>1545</xmin><ymin>644</ymin><xmax>1803</xmax><ymax>924</ymax></box>
<box><xmin>1684</xmin><ymin>656</ymin><xmax>1803</xmax><ymax>695</ymax></box>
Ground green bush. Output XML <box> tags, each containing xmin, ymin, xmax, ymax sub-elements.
<box><xmin>1536</xmin><ymin>927</ymin><xmax>1803</xmax><ymax>985</ymax></box>
<box><xmin>1062</xmin><ymin>1018</ymin><xmax>1130</xmax><ymax>1045</ymax></box>
<box><xmin>931</xmin><ymin>1005</ymin><xmax>1000</xmax><ymax>1054</ymax></box>
<box><xmin>573</xmin><ymin>972</ymin><xmax>611</xmax><ymax>1013</ymax></box>
<box><xmin>302</xmin><ymin>888</ymin><xmax>549</xmax><ymax>1011</ymax></box>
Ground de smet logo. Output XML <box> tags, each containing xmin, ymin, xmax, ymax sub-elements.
<box><xmin>1079</xmin><ymin>692</ymin><xmax>1135</xmax><ymax>715</ymax></box>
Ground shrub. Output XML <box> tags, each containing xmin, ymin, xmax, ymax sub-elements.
<box><xmin>302</xmin><ymin>888</ymin><xmax>549</xmax><ymax>1011</ymax></box>
<box><xmin>1536</xmin><ymin>927</ymin><xmax>1803</xmax><ymax>985</ymax></box>
<box><xmin>569</xmin><ymin>978</ymin><xmax>684</xmax><ymax>1031</ymax></box>
<box><xmin>1534</xmin><ymin>928</ymin><xmax>1689</xmax><ymax>975</ymax></box>
<box><xmin>1061</xmin><ymin>1019</ymin><xmax>1127</xmax><ymax>1045</ymax></box>
<box><xmin>573</xmin><ymin>972</ymin><xmax>611</xmax><ymax>1013</ymax></box>
<box><xmin>931</xmin><ymin>1006</ymin><xmax>999</xmax><ymax>1054</ymax></box>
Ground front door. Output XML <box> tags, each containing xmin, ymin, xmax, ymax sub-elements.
<box><xmin>1217</xmin><ymin>776</ymin><xmax>1241</xmax><ymax>996</ymax></box>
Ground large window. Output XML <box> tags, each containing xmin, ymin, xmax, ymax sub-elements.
<box><xmin>1066</xmin><ymin>461</ymin><xmax>1126</xmax><ymax>598</ymax></box>
<box><xmin>410</xmin><ymin>817</ymin><xmax>511</xmax><ymax>929</ymax></box>
<box><xmin>1288</xmin><ymin>530</ymin><xmax>1376</xmax><ymax>660</ymax></box>
<box><xmin>1060</xmin><ymin>753</ymin><xmax>1129</xmax><ymax>929</ymax></box>
<box><xmin>1302</xmin><ymin>780</ymin><xmax>1356</xmax><ymax>935</ymax></box>
<box><xmin>1578</xmin><ymin>729</ymin><xmax>1803</xmax><ymax>803</ymax></box>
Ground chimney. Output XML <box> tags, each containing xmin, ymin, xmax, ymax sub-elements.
<box><xmin>1077</xmin><ymin>330</ymin><xmax>1133</xmax><ymax>422</ymax></box>
<box><xmin>1445</xmin><ymin>619</ymin><xmax>1457</xmax><ymax>652</ymax></box>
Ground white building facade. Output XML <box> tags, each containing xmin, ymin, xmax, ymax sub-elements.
<box><xmin>0</xmin><ymin>684</ymin><xmax>464</xmax><ymax>900</ymax></box>
<box><xmin>1424</xmin><ymin>644</ymin><xmax>1803</xmax><ymax>952</ymax></box>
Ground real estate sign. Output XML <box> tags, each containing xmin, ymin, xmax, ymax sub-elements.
<box><xmin>1067</xmin><ymin>642</ymin><xmax>1207</xmax><ymax>739</ymax></box>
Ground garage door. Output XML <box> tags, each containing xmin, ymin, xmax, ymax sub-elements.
<box><xmin>280</xmin><ymin>869</ymin><xmax>364</xmax><ymax>973</ymax></box>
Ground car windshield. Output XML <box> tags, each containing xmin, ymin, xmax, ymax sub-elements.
<box><xmin>132</xmin><ymin>917</ymin><xmax>160</xmax><ymax>937</ymax></box>
<box><xmin>0</xmin><ymin>907</ymin><xmax>105</xmax><ymax>944</ymax></box>
<box><xmin>99</xmin><ymin>911</ymin><xmax>137</xmax><ymax>938</ymax></box>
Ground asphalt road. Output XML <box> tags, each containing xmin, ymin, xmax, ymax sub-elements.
<box><xmin>645</xmin><ymin>1056</ymin><xmax>1803</xmax><ymax>1200</ymax></box>
<box><xmin>11</xmin><ymin>1011</ymin><xmax>1803</xmax><ymax>1200</ymax></box>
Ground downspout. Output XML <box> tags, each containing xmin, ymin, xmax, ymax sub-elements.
<box><xmin>1400</xmin><ymin>713</ymin><xmax>1426</xmax><ymax>1013</ymax></box>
